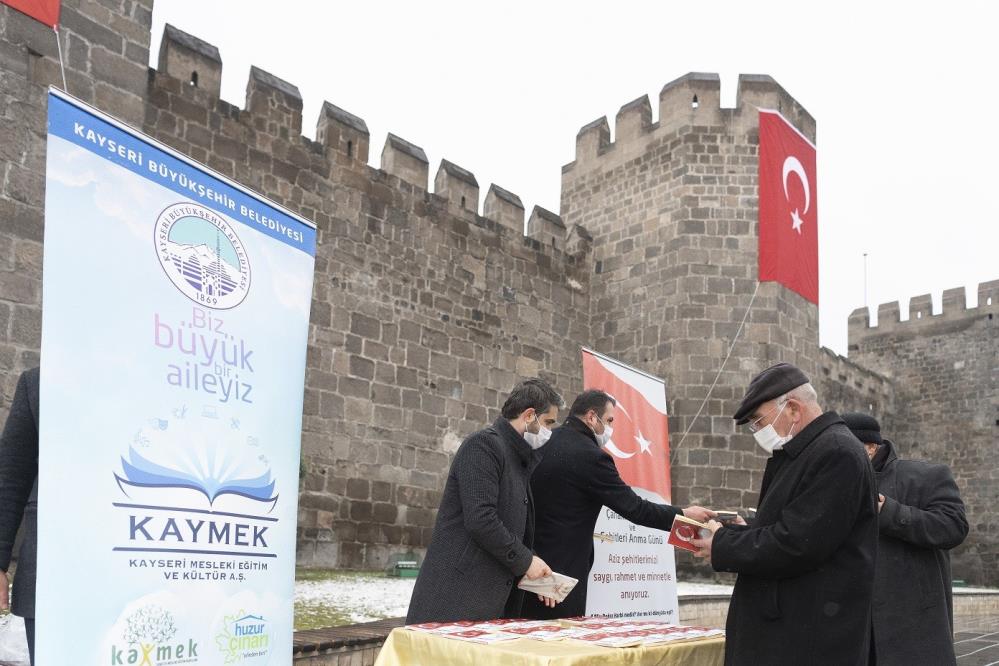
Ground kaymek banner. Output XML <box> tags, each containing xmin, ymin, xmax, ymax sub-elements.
<box><xmin>581</xmin><ymin>349</ymin><xmax>679</xmax><ymax>621</ymax></box>
<box><xmin>36</xmin><ymin>89</ymin><xmax>316</xmax><ymax>665</ymax></box>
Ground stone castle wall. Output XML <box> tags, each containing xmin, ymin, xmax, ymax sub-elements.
<box><xmin>849</xmin><ymin>284</ymin><xmax>999</xmax><ymax>585</ymax></box>
<box><xmin>0</xmin><ymin>1</ymin><xmax>994</xmax><ymax>584</ymax></box>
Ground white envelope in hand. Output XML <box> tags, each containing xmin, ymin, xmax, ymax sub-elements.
<box><xmin>517</xmin><ymin>572</ymin><xmax>579</xmax><ymax>603</ymax></box>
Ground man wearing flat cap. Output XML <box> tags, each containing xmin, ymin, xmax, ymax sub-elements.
<box><xmin>842</xmin><ymin>412</ymin><xmax>968</xmax><ymax>666</ymax></box>
<box><xmin>691</xmin><ymin>363</ymin><xmax>879</xmax><ymax>666</ymax></box>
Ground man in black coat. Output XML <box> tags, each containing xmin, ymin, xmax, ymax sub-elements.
<box><xmin>523</xmin><ymin>389</ymin><xmax>715</xmax><ymax>620</ymax></box>
<box><xmin>843</xmin><ymin>412</ymin><xmax>968</xmax><ymax>666</ymax></box>
<box><xmin>691</xmin><ymin>363</ymin><xmax>878</xmax><ymax>666</ymax></box>
<box><xmin>0</xmin><ymin>367</ymin><xmax>39</xmax><ymax>666</ymax></box>
<box><xmin>406</xmin><ymin>378</ymin><xmax>564</xmax><ymax>624</ymax></box>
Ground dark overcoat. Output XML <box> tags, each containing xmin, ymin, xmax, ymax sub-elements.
<box><xmin>406</xmin><ymin>417</ymin><xmax>538</xmax><ymax>624</ymax></box>
<box><xmin>0</xmin><ymin>367</ymin><xmax>39</xmax><ymax>619</ymax></box>
<box><xmin>712</xmin><ymin>412</ymin><xmax>879</xmax><ymax>666</ymax></box>
<box><xmin>871</xmin><ymin>439</ymin><xmax>968</xmax><ymax>666</ymax></box>
<box><xmin>523</xmin><ymin>416</ymin><xmax>679</xmax><ymax>619</ymax></box>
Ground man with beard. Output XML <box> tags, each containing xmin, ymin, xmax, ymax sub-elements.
<box><xmin>524</xmin><ymin>389</ymin><xmax>714</xmax><ymax>619</ymax></box>
<box><xmin>407</xmin><ymin>378</ymin><xmax>564</xmax><ymax>623</ymax></box>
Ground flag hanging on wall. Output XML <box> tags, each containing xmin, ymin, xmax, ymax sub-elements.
<box><xmin>758</xmin><ymin>109</ymin><xmax>818</xmax><ymax>304</ymax></box>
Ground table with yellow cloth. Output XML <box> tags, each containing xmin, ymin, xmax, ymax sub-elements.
<box><xmin>374</xmin><ymin>627</ymin><xmax>725</xmax><ymax>666</ymax></box>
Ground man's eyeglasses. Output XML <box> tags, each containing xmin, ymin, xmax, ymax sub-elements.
<box><xmin>747</xmin><ymin>400</ymin><xmax>787</xmax><ymax>433</ymax></box>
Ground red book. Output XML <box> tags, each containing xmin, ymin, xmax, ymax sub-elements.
<box><xmin>668</xmin><ymin>515</ymin><xmax>709</xmax><ymax>553</ymax></box>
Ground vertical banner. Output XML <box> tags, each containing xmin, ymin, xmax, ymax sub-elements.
<box><xmin>37</xmin><ymin>90</ymin><xmax>316</xmax><ymax>664</ymax></box>
<box><xmin>581</xmin><ymin>349</ymin><xmax>678</xmax><ymax>621</ymax></box>
<box><xmin>758</xmin><ymin>108</ymin><xmax>819</xmax><ymax>304</ymax></box>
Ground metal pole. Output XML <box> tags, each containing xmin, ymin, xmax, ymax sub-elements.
<box><xmin>863</xmin><ymin>252</ymin><xmax>868</xmax><ymax>307</ymax></box>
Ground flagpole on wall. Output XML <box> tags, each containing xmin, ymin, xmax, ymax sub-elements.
<box><xmin>671</xmin><ymin>280</ymin><xmax>762</xmax><ymax>464</ymax></box>
<box><xmin>863</xmin><ymin>252</ymin><xmax>869</xmax><ymax>308</ymax></box>
<box><xmin>53</xmin><ymin>26</ymin><xmax>67</xmax><ymax>92</ymax></box>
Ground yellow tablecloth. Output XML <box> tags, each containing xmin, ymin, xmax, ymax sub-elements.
<box><xmin>374</xmin><ymin>627</ymin><xmax>725</xmax><ymax>666</ymax></box>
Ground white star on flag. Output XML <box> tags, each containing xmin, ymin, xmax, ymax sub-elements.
<box><xmin>791</xmin><ymin>209</ymin><xmax>804</xmax><ymax>234</ymax></box>
<box><xmin>635</xmin><ymin>429</ymin><xmax>654</xmax><ymax>456</ymax></box>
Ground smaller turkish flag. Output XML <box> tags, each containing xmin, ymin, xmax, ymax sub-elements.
<box><xmin>2</xmin><ymin>0</ymin><xmax>60</xmax><ymax>28</ymax></box>
<box><xmin>581</xmin><ymin>350</ymin><xmax>671</xmax><ymax>503</ymax></box>
<box><xmin>758</xmin><ymin>109</ymin><xmax>818</xmax><ymax>304</ymax></box>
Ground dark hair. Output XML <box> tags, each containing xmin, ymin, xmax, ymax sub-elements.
<box><xmin>500</xmin><ymin>378</ymin><xmax>564</xmax><ymax>419</ymax></box>
<box><xmin>569</xmin><ymin>389</ymin><xmax>616</xmax><ymax>418</ymax></box>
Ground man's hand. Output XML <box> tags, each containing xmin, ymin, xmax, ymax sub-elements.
<box><xmin>1</xmin><ymin>570</ymin><xmax>8</xmax><ymax>611</ymax></box>
<box><xmin>682</xmin><ymin>506</ymin><xmax>717</xmax><ymax>523</ymax></box>
<box><xmin>524</xmin><ymin>556</ymin><xmax>552</xmax><ymax>580</ymax></box>
<box><xmin>537</xmin><ymin>593</ymin><xmax>558</xmax><ymax>609</ymax></box>
<box><xmin>878</xmin><ymin>494</ymin><xmax>886</xmax><ymax>513</ymax></box>
<box><xmin>690</xmin><ymin>520</ymin><xmax>722</xmax><ymax>560</ymax></box>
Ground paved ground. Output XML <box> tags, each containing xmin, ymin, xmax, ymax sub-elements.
<box><xmin>954</xmin><ymin>613</ymin><xmax>999</xmax><ymax>665</ymax></box>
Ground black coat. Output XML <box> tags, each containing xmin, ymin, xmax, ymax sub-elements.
<box><xmin>0</xmin><ymin>367</ymin><xmax>39</xmax><ymax>619</ymax></box>
<box><xmin>523</xmin><ymin>416</ymin><xmax>680</xmax><ymax>619</ymax></box>
<box><xmin>406</xmin><ymin>417</ymin><xmax>539</xmax><ymax>624</ymax></box>
<box><xmin>870</xmin><ymin>439</ymin><xmax>968</xmax><ymax>666</ymax></box>
<box><xmin>712</xmin><ymin>412</ymin><xmax>878</xmax><ymax>666</ymax></box>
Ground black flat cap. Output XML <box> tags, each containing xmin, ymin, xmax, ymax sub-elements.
<box><xmin>842</xmin><ymin>412</ymin><xmax>882</xmax><ymax>445</ymax></box>
<box><xmin>733</xmin><ymin>363</ymin><xmax>810</xmax><ymax>424</ymax></box>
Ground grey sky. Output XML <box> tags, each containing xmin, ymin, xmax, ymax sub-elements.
<box><xmin>150</xmin><ymin>1</ymin><xmax>998</xmax><ymax>356</ymax></box>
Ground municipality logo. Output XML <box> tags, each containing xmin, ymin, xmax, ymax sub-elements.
<box><xmin>110</xmin><ymin>605</ymin><xmax>198</xmax><ymax>665</ymax></box>
<box><xmin>155</xmin><ymin>202</ymin><xmax>250</xmax><ymax>310</ymax></box>
<box><xmin>215</xmin><ymin>611</ymin><xmax>270</xmax><ymax>663</ymax></box>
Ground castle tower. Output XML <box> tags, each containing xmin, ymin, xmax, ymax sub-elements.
<box><xmin>560</xmin><ymin>74</ymin><xmax>820</xmax><ymax>538</ymax></box>
<box><xmin>848</xmin><ymin>284</ymin><xmax>999</xmax><ymax>585</ymax></box>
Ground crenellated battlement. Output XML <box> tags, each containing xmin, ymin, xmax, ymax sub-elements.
<box><xmin>150</xmin><ymin>24</ymin><xmax>584</xmax><ymax>254</ymax></box>
<box><xmin>3</xmin><ymin>1</ymin><xmax>995</xmax><ymax>586</ymax></box>
<box><xmin>848</xmin><ymin>280</ymin><xmax>999</xmax><ymax>348</ymax></box>
<box><xmin>563</xmin><ymin>72</ymin><xmax>815</xmax><ymax>177</ymax></box>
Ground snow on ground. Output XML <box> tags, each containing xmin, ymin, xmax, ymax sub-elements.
<box><xmin>293</xmin><ymin>572</ymin><xmax>733</xmax><ymax>630</ymax></box>
<box><xmin>294</xmin><ymin>571</ymin><xmax>417</xmax><ymax>629</ymax></box>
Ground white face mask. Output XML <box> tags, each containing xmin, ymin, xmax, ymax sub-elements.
<box><xmin>524</xmin><ymin>414</ymin><xmax>552</xmax><ymax>450</ymax></box>
<box><xmin>593</xmin><ymin>415</ymin><xmax>613</xmax><ymax>447</ymax></box>
<box><xmin>752</xmin><ymin>401</ymin><xmax>795</xmax><ymax>455</ymax></box>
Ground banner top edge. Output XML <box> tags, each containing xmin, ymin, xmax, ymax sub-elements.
<box><xmin>47</xmin><ymin>86</ymin><xmax>317</xmax><ymax>231</ymax></box>
<box><xmin>756</xmin><ymin>107</ymin><xmax>817</xmax><ymax>150</ymax></box>
<box><xmin>580</xmin><ymin>347</ymin><xmax>666</xmax><ymax>386</ymax></box>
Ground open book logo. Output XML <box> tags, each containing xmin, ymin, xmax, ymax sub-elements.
<box><xmin>115</xmin><ymin>445</ymin><xmax>278</xmax><ymax>513</ymax></box>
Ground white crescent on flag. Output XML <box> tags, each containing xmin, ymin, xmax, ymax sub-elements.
<box><xmin>782</xmin><ymin>155</ymin><xmax>811</xmax><ymax>215</ymax></box>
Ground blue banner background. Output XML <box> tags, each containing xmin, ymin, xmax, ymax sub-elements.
<box><xmin>36</xmin><ymin>92</ymin><xmax>315</xmax><ymax>665</ymax></box>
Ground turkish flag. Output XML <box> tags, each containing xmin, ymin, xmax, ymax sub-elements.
<box><xmin>1</xmin><ymin>0</ymin><xmax>60</xmax><ymax>27</ymax></box>
<box><xmin>581</xmin><ymin>350</ymin><xmax>671</xmax><ymax>503</ymax></box>
<box><xmin>758</xmin><ymin>109</ymin><xmax>818</xmax><ymax>304</ymax></box>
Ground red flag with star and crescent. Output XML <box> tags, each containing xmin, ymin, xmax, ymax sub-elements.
<box><xmin>758</xmin><ymin>109</ymin><xmax>818</xmax><ymax>304</ymax></box>
<box><xmin>581</xmin><ymin>349</ymin><xmax>671</xmax><ymax>504</ymax></box>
